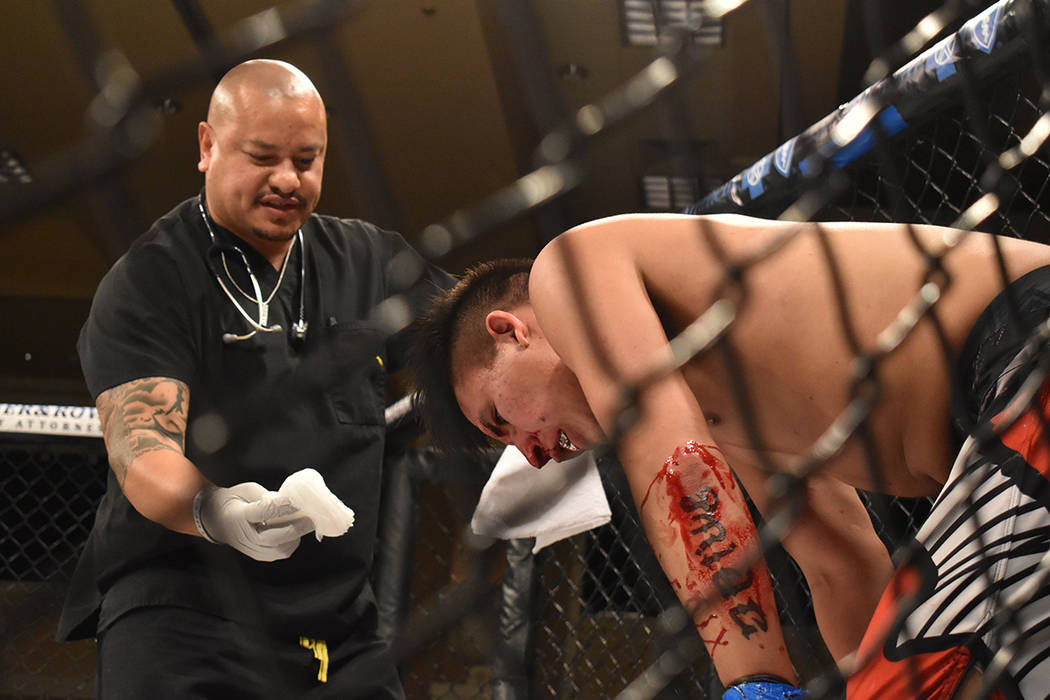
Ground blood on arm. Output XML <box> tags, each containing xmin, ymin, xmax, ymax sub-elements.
<box><xmin>638</xmin><ymin>441</ymin><xmax>794</xmax><ymax>683</ymax></box>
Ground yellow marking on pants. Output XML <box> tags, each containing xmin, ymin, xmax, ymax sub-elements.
<box><xmin>299</xmin><ymin>636</ymin><xmax>329</xmax><ymax>683</ymax></box>
<box><xmin>376</xmin><ymin>355</ymin><xmax>383</xmax><ymax>367</ymax></box>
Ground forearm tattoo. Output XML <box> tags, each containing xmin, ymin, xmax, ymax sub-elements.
<box><xmin>96</xmin><ymin>377</ymin><xmax>189</xmax><ymax>486</ymax></box>
<box><xmin>640</xmin><ymin>441</ymin><xmax>770</xmax><ymax>652</ymax></box>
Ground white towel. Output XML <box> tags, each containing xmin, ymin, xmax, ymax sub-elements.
<box><xmin>471</xmin><ymin>446</ymin><xmax>611</xmax><ymax>553</ymax></box>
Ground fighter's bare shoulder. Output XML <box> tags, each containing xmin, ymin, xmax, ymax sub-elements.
<box><xmin>535</xmin><ymin>212</ymin><xmax>744</xmax><ymax>273</ymax></box>
<box><xmin>531</xmin><ymin>213</ymin><xmax>774</xmax><ymax>312</ymax></box>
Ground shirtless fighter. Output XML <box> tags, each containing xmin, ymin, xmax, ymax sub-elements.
<box><xmin>411</xmin><ymin>213</ymin><xmax>1050</xmax><ymax>698</ymax></box>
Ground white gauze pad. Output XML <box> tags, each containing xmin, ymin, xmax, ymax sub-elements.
<box><xmin>277</xmin><ymin>468</ymin><xmax>355</xmax><ymax>541</ymax></box>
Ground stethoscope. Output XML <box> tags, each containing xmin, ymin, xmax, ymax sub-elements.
<box><xmin>198</xmin><ymin>196</ymin><xmax>308</xmax><ymax>345</ymax></box>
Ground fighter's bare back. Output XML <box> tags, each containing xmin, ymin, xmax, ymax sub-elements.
<box><xmin>535</xmin><ymin>213</ymin><xmax>1050</xmax><ymax>498</ymax></box>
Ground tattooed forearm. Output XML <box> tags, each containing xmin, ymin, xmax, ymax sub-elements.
<box><xmin>640</xmin><ymin>441</ymin><xmax>770</xmax><ymax>642</ymax></box>
<box><xmin>97</xmin><ymin>377</ymin><xmax>189</xmax><ymax>487</ymax></box>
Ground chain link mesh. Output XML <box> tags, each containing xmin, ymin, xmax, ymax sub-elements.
<box><xmin>821</xmin><ymin>70</ymin><xmax>1050</xmax><ymax>236</ymax></box>
<box><xmin>4</xmin><ymin>0</ymin><xmax>1050</xmax><ymax>698</ymax></box>
<box><xmin>399</xmin><ymin>481</ymin><xmax>498</xmax><ymax>699</ymax></box>
<box><xmin>2</xmin><ymin>438</ymin><xmax>105</xmax><ymax>698</ymax></box>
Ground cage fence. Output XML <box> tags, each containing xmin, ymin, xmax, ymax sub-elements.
<box><xmin>815</xmin><ymin>69</ymin><xmax>1050</xmax><ymax>236</ymax></box>
<box><xmin>1</xmin><ymin>437</ymin><xmax>105</xmax><ymax>699</ymax></box>
<box><xmin>0</xmin><ymin>435</ymin><xmax>939</xmax><ymax>698</ymax></box>
<box><xmin>2</xmin><ymin>0</ymin><xmax>1050</xmax><ymax>698</ymax></box>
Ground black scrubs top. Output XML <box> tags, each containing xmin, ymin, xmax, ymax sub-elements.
<box><xmin>59</xmin><ymin>195</ymin><xmax>452</xmax><ymax>642</ymax></box>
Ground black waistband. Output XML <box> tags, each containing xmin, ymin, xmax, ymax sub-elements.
<box><xmin>953</xmin><ymin>265</ymin><xmax>1050</xmax><ymax>440</ymax></box>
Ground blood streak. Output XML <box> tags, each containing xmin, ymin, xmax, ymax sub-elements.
<box><xmin>701</xmin><ymin>626</ymin><xmax>730</xmax><ymax>657</ymax></box>
<box><xmin>639</xmin><ymin>441</ymin><xmax>769</xmax><ymax>639</ymax></box>
<box><xmin>640</xmin><ymin>441</ymin><xmax>733</xmax><ymax>512</ymax></box>
<box><xmin>696</xmin><ymin>613</ymin><xmax>728</xmax><ymax>658</ymax></box>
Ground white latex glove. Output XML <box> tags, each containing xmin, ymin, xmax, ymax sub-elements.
<box><xmin>192</xmin><ymin>481</ymin><xmax>312</xmax><ymax>561</ymax></box>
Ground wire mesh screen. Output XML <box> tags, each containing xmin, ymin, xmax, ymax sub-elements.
<box><xmin>0</xmin><ymin>438</ymin><xmax>933</xmax><ymax>698</ymax></box>
<box><xmin>1</xmin><ymin>437</ymin><xmax>105</xmax><ymax>699</ymax></box>
<box><xmin>527</xmin><ymin>461</ymin><xmax>935</xmax><ymax>697</ymax></box>
<box><xmin>634</xmin><ymin>2</ymin><xmax>1050</xmax><ymax>697</ymax></box>
<box><xmin>816</xmin><ymin>69</ymin><xmax>1050</xmax><ymax>236</ymax></box>
<box><xmin>4</xmin><ymin>0</ymin><xmax>1050</xmax><ymax>698</ymax></box>
<box><xmin>396</xmin><ymin>473</ymin><xmax>499</xmax><ymax>699</ymax></box>
<box><xmin>0</xmin><ymin>437</ymin><xmax>504</xmax><ymax>699</ymax></box>
<box><xmin>532</xmin><ymin>460</ymin><xmax>723</xmax><ymax>699</ymax></box>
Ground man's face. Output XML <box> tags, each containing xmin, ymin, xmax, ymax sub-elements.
<box><xmin>198</xmin><ymin>91</ymin><xmax>326</xmax><ymax>247</ymax></box>
<box><xmin>454</xmin><ymin>337</ymin><xmax>604</xmax><ymax>468</ymax></box>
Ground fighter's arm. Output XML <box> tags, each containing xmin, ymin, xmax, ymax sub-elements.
<box><xmin>740</xmin><ymin>466</ymin><xmax>893</xmax><ymax>662</ymax></box>
<box><xmin>786</xmin><ymin>482</ymin><xmax>892</xmax><ymax>663</ymax></box>
<box><xmin>531</xmin><ymin>219</ymin><xmax>798</xmax><ymax>687</ymax></box>
<box><xmin>96</xmin><ymin>376</ymin><xmax>204</xmax><ymax>536</ymax></box>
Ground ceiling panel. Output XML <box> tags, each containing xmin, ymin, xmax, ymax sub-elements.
<box><xmin>0</xmin><ymin>0</ymin><xmax>846</xmax><ymax>405</ymax></box>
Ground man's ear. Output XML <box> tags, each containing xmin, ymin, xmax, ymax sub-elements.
<box><xmin>197</xmin><ymin>122</ymin><xmax>213</xmax><ymax>173</ymax></box>
<box><xmin>485</xmin><ymin>310</ymin><xmax>529</xmax><ymax>346</ymax></box>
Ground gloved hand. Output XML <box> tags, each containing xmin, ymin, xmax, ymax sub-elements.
<box><xmin>722</xmin><ymin>675</ymin><xmax>807</xmax><ymax>700</ymax></box>
<box><xmin>193</xmin><ymin>481</ymin><xmax>313</xmax><ymax>561</ymax></box>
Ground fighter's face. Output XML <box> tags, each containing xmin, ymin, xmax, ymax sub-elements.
<box><xmin>454</xmin><ymin>337</ymin><xmax>604</xmax><ymax>468</ymax></box>
<box><xmin>199</xmin><ymin>92</ymin><xmax>326</xmax><ymax>247</ymax></box>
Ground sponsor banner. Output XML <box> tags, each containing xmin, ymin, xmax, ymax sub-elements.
<box><xmin>969</xmin><ymin>2</ymin><xmax>1003</xmax><ymax>53</ymax></box>
<box><xmin>0</xmin><ymin>398</ymin><xmax>409</xmax><ymax>437</ymax></box>
<box><xmin>0</xmin><ymin>403</ymin><xmax>102</xmax><ymax>437</ymax></box>
<box><xmin>744</xmin><ymin>155</ymin><xmax>772</xmax><ymax>199</ymax></box>
<box><xmin>774</xmin><ymin>137</ymin><xmax>798</xmax><ymax>178</ymax></box>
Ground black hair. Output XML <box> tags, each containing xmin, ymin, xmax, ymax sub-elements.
<box><xmin>409</xmin><ymin>258</ymin><xmax>533</xmax><ymax>454</ymax></box>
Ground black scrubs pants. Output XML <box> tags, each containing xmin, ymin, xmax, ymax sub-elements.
<box><xmin>96</xmin><ymin>606</ymin><xmax>405</xmax><ymax>700</ymax></box>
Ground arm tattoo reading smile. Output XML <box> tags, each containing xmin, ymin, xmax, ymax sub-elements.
<box><xmin>641</xmin><ymin>441</ymin><xmax>769</xmax><ymax>645</ymax></box>
<box><xmin>97</xmin><ymin>378</ymin><xmax>189</xmax><ymax>487</ymax></box>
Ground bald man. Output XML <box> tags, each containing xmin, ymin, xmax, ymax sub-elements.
<box><xmin>58</xmin><ymin>59</ymin><xmax>453</xmax><ymax>698</ymax></box>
